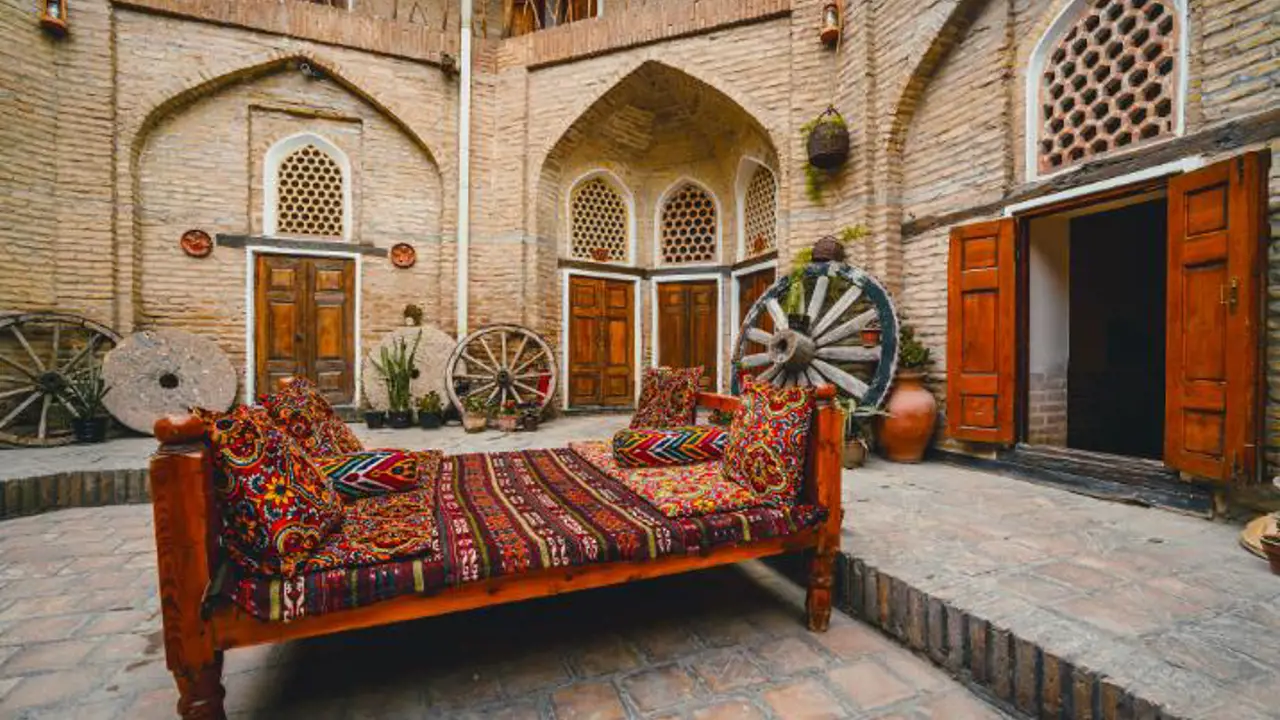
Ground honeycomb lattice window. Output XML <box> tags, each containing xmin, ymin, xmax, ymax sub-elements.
<box><xmin>1037</xmin><ymin>0</ymin><xmax>1179</xmax><ymax>174</ymax></box>
<box><xmin>276</xmin><ymin>143</ymin><xmax>345</xmax><ymax>237</ymax></box>
<box><xmin>742</xmin><ymin>166</ymin><xmax>777</xmax><ymax>258</ymax></box>
<box><xmin>570</xmin><ymin>177</ymin><xmax>630</xmax><ymax>263</ymax></box>
<box><xmin>660</xmin><ymin>183</ymin><xmax>718</xmax><ymax>265</ymax></box>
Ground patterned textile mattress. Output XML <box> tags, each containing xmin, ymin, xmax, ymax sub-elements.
<box><xmin>226</xmin><ymin>447</ymin><xmax>826</xmax><ymax>622</ymax></box>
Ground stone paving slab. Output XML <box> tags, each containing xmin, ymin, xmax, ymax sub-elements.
<box><xmin>0</xmin><ymin>503</ymin><xmax>1009</xmax><ymax>719</ymax></box>
<box><xmin>844</xmin><ymin>458</ymin><xmax>1280</xmax><ymax>719</ymax></box>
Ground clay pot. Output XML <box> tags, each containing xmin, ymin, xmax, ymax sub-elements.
<box><xmin>463</xmin><ymin>413</ymin><xmax>488</xmax><ymax>433</ymax></box>
<box><xmin>842</xmin><ymin>438</ymin><xmax>867</xmax><ymax>469</ymax></box>
<box><xmin>876</xmin><ymin>370</ymin><xmax>937</xmax><ymax>463</ymax></box>
<box><xmin>497</xmin><ymin>415</ymin><xmax>520</xmax><ymax>433</ymax></box>
<box><xmin>860</xmin><ymin>328</ymin><xmax>881</xmax><ymax>347</ymax></box>
<box><xmin>1262</xmin><ymin>536</ymin><xmax>1280</xmax><ymax>575</ymax></box>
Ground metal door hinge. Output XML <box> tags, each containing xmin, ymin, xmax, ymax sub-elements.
<box><xmin>1221</xmin><ymin>277</ymin><xmax>1239</xmax><ymax>312</ymax></box>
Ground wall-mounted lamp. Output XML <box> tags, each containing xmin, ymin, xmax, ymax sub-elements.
<box><xmin>39</xmin><ymin>0</ymin><xmax>68</xmax><ymax>36</ymax></box>
<box><xmin>820</xmin><ymin>1</ymin><xmax>841</xmax><ymax>48</ymax></box>
<box><xmin>440</xmin><ymin>52</ymin><xmax>459</xmax><ymax>79</ymax></box>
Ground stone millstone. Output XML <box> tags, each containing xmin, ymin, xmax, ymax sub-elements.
<box><xmin>102</xmin><ymin>329</ymin><xmax>237</xmax><ymax>435</ymax></box>
<box><xmin>362</xmin><ymin>325</ymin><xmax>457</xmax><ymax>412</ymax></box>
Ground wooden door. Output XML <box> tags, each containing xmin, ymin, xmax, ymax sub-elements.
<box><xmin>568</xmin><ymin>276</ymin><xmax>635</xmax><ymax>408</ymax></box>
<box><xmin>657</xmin><ymin>280</ymin><xmax>719</xmax><ymax>391</ymax></box>
<box><xmin>1164</xmin><ymin>153</ymin><xmax>1267</xmax><ymax>482</ymax></box>
<box><xmin>946</xmin><ymin>219</ymin><xmax>1017</xmax><ymax>444</ymax></box>
<box><xmin>255</xmin><ymin>255</ymin><xmax>356</xmax><ymax>405</ymax></box>
<box><xmin>737</xmin><ymin>267</ymin><xmax>776</xmax><ymax>332</ymax></box>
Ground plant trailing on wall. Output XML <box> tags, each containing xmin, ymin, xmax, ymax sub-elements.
<box><xmin>897</xmin><ymin>325</ymin><xmax>932</xmax><ymax>370</ymax></box>
<box><xmin>802</xmin><ymin>106</ymin><xmax>850</xmax><ymax>204</ymax></box>
<box><xmin>371</xmin><ymin>331</ymin><xmax>421</xmax><ymax>425</ymax></box>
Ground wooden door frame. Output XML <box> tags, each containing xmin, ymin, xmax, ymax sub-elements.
<box><xmin>730</xmin><ymin>259</ymin><xmax>778</xmax><ymax>348</ymax></box>
<box><xmin>560</xmin><ymin>268</ymin><xmax>642</xmax><ymax>411</ymax></box>
<box><xmin>245</xmin><ymin>246</ymin><xmax>363</xmax><ymax>405</ymax></box>
<box><xmin>650</xmin><ymin>273</ymin><xmax>725</xmax><ymax>393</ymax></box>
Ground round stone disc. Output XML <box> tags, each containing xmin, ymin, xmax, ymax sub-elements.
<box><xmin>102</xmin><ymin>329</ymin><xmax>237</xmax><ymax>435</ymax></box>
<box><xmin>362</xmin><ymin>325</ymin><xmax>457</xmax><ymax>412</ymax></box>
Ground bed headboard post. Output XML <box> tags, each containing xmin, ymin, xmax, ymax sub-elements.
<box><xmin>150</xmin><ymin>415</ymin><xmax>226</xmax><ymax>717</ymax></box>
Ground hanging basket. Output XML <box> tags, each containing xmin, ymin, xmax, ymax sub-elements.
<box><xmin>806</xmin><ymin>106</ymin><xmax>850</xmax><ymax>170</ymax></box>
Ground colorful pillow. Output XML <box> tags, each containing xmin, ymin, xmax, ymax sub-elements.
<box><xmin>260</xmin><ymin>377</ymin><xmax>364</xmax><ymax>458</ymax></box>
<box><xmin>721</xmin><ymin>376</ymin><xmax>815</xmax><ymax>506</ymax></box>
<box><xmin>631</xmin><ymin>366</ymin><xmax>703</xmax><ymax>429</ymax></box>
<box><xmin>300</xmin><ymin>487</ymin><xmax>442</xmax><ymax>572</ymax></box>
<box><xmin>315</xmin><ymin>449</ymin><xmax>445</xmax><ymax>500</ymax></box>
<box><xmin>194</xmin><ymin>405</ymin><xmax>343</xmax><ymax>577</ymax></box>
<box><xmin>569</xmin><ymin>441</ymin><xmax>758</xmax><ymax>518</ymax></box>
<box><xmin>612</xmin><ymin>426</ymin><xmax>727</xmax><ymax>468</ymax></box>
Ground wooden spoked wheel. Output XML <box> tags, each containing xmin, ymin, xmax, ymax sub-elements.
<box><xmin>732</xmin><ymin>262</ymin><xmax>900</xmax><ymax>410</ymax></box>
<box><xmin>0</xmin><ymin>312</ymin><xmax>121</xmax><ymax>446</ymax></box>
<box><xmin>445</xmin><ymin>325</ymin><xmax>558</xmax><ymax>414</ymax></box>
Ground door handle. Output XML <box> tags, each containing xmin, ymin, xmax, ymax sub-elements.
<box><xmin>1220</xmin><ymin>278</ymin><xmax>1239</xmax><ymax>313</ymax></box>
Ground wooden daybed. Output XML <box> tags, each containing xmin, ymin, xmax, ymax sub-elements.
<box><xmin>147</xmin><ymin>389</ymin><xmax>844</xmax><ymax>719</ymax></box>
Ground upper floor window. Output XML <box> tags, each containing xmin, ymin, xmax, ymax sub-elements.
<box><xmin>739</xmin><ymin>162</ymin><xmax>777</xmax><ymax>259</ymax></box>
<box><xmin>659</xmin><ymin>181</ymin><xmax>718</xmax><ymax>266</ymax></box>
<box><xmin>508</xmin><ymin>0</ymin><xmax>601</xmax><ymax>37</ymax></box>
<box><xmin>569</xmin><ymin>174</ymin><xmax>632</xmax><ymax>264</ymax></box>
<box><xmin>1031</xmin><ymin>0</ymin><xmax>1182</xmax><ymax>177</ymax></box>
<box><xmin>265</xmin><ymin>134</ymin><xmax>351</xmax><ymax>240</ymax></box>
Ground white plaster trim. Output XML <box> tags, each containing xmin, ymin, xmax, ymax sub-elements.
<box><xmin>1003</xmin><ymin>156</ymin><xmax>1203</xmax><ymax>216</ymax></box>
<box><xmin>1024</xmin><ymin>0</ymin><xmax>1190</xmax><ymax>182</ymax></box>
<box><xmin>243</xmin><ymin>246</ymin><xmax>364</xmax><ymax>407</ymax></box>
<box><xmin>735</xmin><ymin>156</ymin><xmax>779</xmax><ymax>262</ymax></box>
<box><xmin>654</xmin><ymin>177</ymin><xmax>724</xmax><ymax>268</ymax></box>
<box><xmin>560</xmin><ymin>269</ymin><xmax>644</xmax><ymax>410</ymax></box>
<box><xmin>457</xmin><ymin>1</ymin><xmax>473</xmax><ymax>336</ymax></box>
<box><xmin>729</xmin><ymin>260</ymin><xmax>778</xmax><ymax>348</ymax></box>
<box><xmin>263</xmin><ymin>132</ymin><xmax>354</xmax><ymax>241</ymax></box>
<box><xmin>565</xmin><ymin>169</ymin><xmax>638</xmax><ymax>265</ymax></box>
<box><xmin>650</xmin><ymin>273</ymin><xmax>726</xmax><ymax>393</ymax></box>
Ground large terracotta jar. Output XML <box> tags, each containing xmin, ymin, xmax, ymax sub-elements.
<box><xmin>877</xmin><ymin>370</ymin><xmax>937</xmax><ymax>463</ymax></box>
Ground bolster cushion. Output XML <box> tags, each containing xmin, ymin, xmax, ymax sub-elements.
<box><xmin>315</xmin><ymin>449</ymin><xmax>445</xmax><ymax>500</ymax></box>
<box><xmin>611</xmin><ymin>425</ymin><xmax>728</xmax><ymax>468</ymax></box>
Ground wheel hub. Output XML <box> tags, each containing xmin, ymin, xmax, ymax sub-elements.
<box><xmin>36</xmin><ymin>371</ymin><xmax>66</xmax><ymax>395</ymax></box>
<box><xmin>769</xmin><ymin>329</ymin><xmax>816</xmax><ymax>372</ymax></box>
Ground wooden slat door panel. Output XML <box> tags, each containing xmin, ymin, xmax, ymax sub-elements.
<box><xmin>255</xmin><ymin>255</ymin><xmax>305</xmax><ymax>396</ymax></box>
<box><xmin>946</xmin><ymin>219</ymin><xmax>1017</xmax><ymax>444</ymax></box>
<box><xmin>255</xmin><ymin>255</ymin><xmax>355</xmax><ymax>405</ymax></box>
<box><xmin>601</xmin><ymin>281</ymin><xmax>635</xmax><ymax>406</ymax></box>
<box><xmin>656</xmin><ymin>281</ymin><xmax>719</xmax><ymax>391</ymax></box>
<box><xmin>309</xmin><ymin>259</ymin><xmax>356</xmax><ymax>405</ymax></box>
<box><xmin>657</xmin><ymin>284</ymin><xmax>689</xmax><ymax>369</ymax></box>
<box><xmin>1165</xmin><ymin>153</ymin><xmax>1266</xmax><ymax>482</ymax></box>
<box><xmin>737</xmin><ymin>268</ymin><xmax>776</xmax><ymax>332</ymax></box>
<box><xmin>567</xmin><ymin>276</ymin><xmax>635</xmax><ymax>408</ymax></box>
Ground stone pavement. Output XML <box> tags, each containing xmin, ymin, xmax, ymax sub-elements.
<box><xmin>845</xmin><ymin>459</ymin><xmax>1280</xmax><ymax>719</ymax></box>
<box><xmin>0</xmin><ymin>504</ymin><xmax>1009</xmax><ymax>720</ymax></box>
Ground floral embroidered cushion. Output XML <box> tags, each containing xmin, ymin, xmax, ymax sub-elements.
<box><xmin>314</xmin><ymin>449</ymin><xmax>445</xmax><ymax>500</ymax></box>
<box><xmin>569</xmin><ymin>440</ymin><xmax>758</xmax><ymax>518</ymax></box>
<box><xmin>300</xmin><ymin>487</ymin><xmax>443</xmax><ymax>572</ymax></box>
<box><xmin>260</xmin><ymin>377</ymin><xmax>364</xmax><ymax>458</ymax></box>
<box><xmin>721</xmin><ymin>376</ymin><xmax>815</xmax><ymax>506</ymax></box>
<box><xmin>631</xmin><ymin>366</ymin><xmax>703</xmax><ymax>429</ymax></box>
<box><xmin>611</xmin><ymin>426</ymin><xmax>728</xmax><ymax>468</ymax></box>
<box><xmin>194</xmin><ymin>405</ymin><xmax>343</xmax><ymax>576</ymax></box>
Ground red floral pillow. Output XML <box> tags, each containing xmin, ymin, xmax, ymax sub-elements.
<box><xmin>631</xmin><ymin>367</ymin><xmax>703</xmax><ymax>429</ymax></box>
<box><xmin>260</xmin><ymin>377</ymin><xmax>364</xmax><ymax>458</ymax></box>
<box><xmin>721</xmin><ymin>376</ymin><xmax>815</xmax><ymax>506</ymax></box>
<box><xmin>194</xmin><ymin>405</ymin><xmax>343</xmax><ymax>576</ymax></box>
<box><xmin>315</xmin><ymin>449</ymin><xmax>445</xmax><ymax>500</ymax></box>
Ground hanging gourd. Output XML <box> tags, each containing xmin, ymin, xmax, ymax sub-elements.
<box><xmin>805</xmin><ymin>106</ymin><xmax>850</xmax><ymax>170</ymax></box>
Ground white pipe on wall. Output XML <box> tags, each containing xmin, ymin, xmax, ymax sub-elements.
<box><xmin>456</xmin><ymin>0</ymin><xmax>474</xmax><ymax>337</ymax></box>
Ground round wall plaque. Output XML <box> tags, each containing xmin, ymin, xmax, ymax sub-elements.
<box><xmin>390</xmin><ymin>243</ymin><xmax>417</xmax><ymax>269</ymax></box>
<box><xmin>180</xmin><ymin>230</ymin><xmax>213</xmax><ymax>258</ymax></box>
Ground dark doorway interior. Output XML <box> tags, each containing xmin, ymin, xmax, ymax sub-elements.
<box><xmin>1066</xmin><ymin>199</ymin><xmax>1167</xmax><ymax>458</ymax></box>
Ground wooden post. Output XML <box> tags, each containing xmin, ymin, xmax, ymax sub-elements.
<box><xmin>149</xmin><ymin>415</ymin><xmax>226</xmax><ymax>720</ymax></box>
<box><xmin>806</xmin><ymin>386</ymin><xmax>843</xmax><ymax>632</ymax></box>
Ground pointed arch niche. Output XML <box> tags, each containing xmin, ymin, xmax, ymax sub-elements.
<box><xmin>264</xmin><ymin>132</ymin><xmax>354</xmax><ymax>241</ymax></box>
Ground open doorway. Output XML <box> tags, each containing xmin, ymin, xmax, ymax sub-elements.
<box><xmin>1025</xmin><ymin>193</ymin><xmax>1167</xmax><ymax>459</ymax></box>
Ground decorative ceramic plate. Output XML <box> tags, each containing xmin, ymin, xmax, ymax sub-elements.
<box><xmin>390</xmin><ymin>243</ymin><xmax>416</xmax><ymax>269</ymax></box>
<box><xmin>180</xmin><ymin>230</ymin><xmax>213</xmax><ymax>258</ymax></box>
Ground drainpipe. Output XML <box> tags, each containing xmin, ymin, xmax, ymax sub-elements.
<box><xmin>456</xmin><ymin>0</ymin><xmax>473</xmax><ymax>337</ymax></box>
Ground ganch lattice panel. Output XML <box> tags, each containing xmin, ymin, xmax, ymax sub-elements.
<box><xmin>660</xmin><ymin>183</ymin><xmax>718</xmax><ymax>265</ymax></box>
<box><xmin>1038</xmin><ymin>0</ymin><xmax>1178</xmax><ymax>174</ymax></box>
<box><xmin>276</xmin><ymin>144</ymin><xmax>345</xmax><ymax>237</ymax></box>
<box><xmin>743</xmin><ymin>166</ymin><xmax>777</xmax><ymax>258</ymax></box>
<box><xmin>570</xmin><ymin>177</ymin><xmax>630</xmax><ymax>263</ymax></box>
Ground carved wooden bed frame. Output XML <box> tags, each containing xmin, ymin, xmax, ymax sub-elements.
<box><xmin>148</xmin><ymin>389</ymin><xmax>844</xmax><ymax>719</ymax></box>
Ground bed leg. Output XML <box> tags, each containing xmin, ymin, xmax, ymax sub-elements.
<box><xmin>173</xmin><ymin>653</ymin><xmax>226</xmax><ymax>720</ymax></box>
<box><xmin>806</xmin><ymin>550</ymin><xmax>835</xmax><ymax>632</ymax></box>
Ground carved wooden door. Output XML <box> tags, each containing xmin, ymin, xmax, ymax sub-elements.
<box><xmin>568</xmin><ymin>276</ymin><xmax>635</xmax><ymax>408</ymax></box>
<box><xmin>657</xmin><ymin>280</ymin><xmax>719</xmax><ymax>391</ymax></box>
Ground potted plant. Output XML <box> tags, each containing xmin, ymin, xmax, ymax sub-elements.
<box><xmin>496</xmin><ymin>400</ymin><xmax>520</xmax><ymax>433</ymax></box>
<box><xmin>837</xmin><ymin>397</ymin><xmax>887</xmax><ymax>469</ymax></box>
<box><xmin>860</xmin><ymin>319</ymin><xmax>881</xmax><ymax>347</ymax></box>
<box><xmin>1262</xmin><ymin>530</ymin><xmax>1280</xmax><ymax>575</ymax></box>
<box><xmin>364</xmin><ymin>404</ymin><xmax>387</xmax><ymax>430</ymax></box>
<box><xmin>519</xmin><ymin>402</ymin><xmax>542</xmax><ymax>432</ymax></box>
<box><xmin>462</xmin><ymin>393</ymin><xmax>490</xmax><ymax>433</ymax></box>
<box><xmin>417</xmin><ymin>391</ymin><xmax>443</xmax><ymax>429</ymax></box>
<box><xmin>805</xmin><ymin>106</ymin><xmax>850</xmax><ymax>170</ymax></box>
<box><xmin>370</xmin><ymin>332</ymin><xmax>421</xmax><ymax>429</ymax></box>
<box><xmin>876</xmin><ymin>325</ymin><xmax>937</xmax><ymax>463</ymax></box>
<box><xmin>64</xmin><ymin>361</ymin><xmax>111</xmax><ymax>444</ymax></box>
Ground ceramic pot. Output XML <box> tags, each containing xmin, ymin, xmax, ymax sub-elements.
<box><xmin>842</xmin><ymin>438</ymin><xmax>867</xmax><ymax>469</ymax></box>
<box><xmin>364</xmin><ymin>411</ymin><xmax>386</xmax><ymax>429</ymax></box>
<box><xmin>387</xmin><ymin>410</ymin><xmax>413</xmax><ymax>429</ymax></box>
<box><xmin>1262</xmin><ymin>536</ymin><xmax>1280</xmax><ymax>575</ymax></box>
<box><xmin>72</xmin><ymin>417</ymin><xmax>109</xmax><ymax>444</ymax></box>
<box><xmin>463</xmin><ymin>414</ymin><xmax>488</xmax><ymax>433</ymax></box>
<box><xmin>877</xmin><ymin>370</ymin><xmax>937</xmax><ymax>463</ymax></box>
<box><xmin>860</xmin><ymin>328</ymin><xmax>881</xmax><ymax>347</ymax></box>
<box><xmin>497</xmin><ymin>415</ymin><xmax>519</xmax><ymax>433</ymax></box>
<box><xmin>419</xmin><ymin>413</ymin><xmax>441</xmax><ymax>429</ymax></box>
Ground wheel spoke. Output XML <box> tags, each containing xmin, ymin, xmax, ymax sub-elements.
<box><xmin>745</xmin><ymin>328</ymin><xmax>773</xmax><ymax>346</ymax></box>
<box><xmin>500</xmin><ymin>333</ymin><xmax>509</xmax><ymax>370</ymax></box>
<box><xmin>816</xmin><ymin>309</ymin><xmax>877</xmax><ymax>346</ymax></box>
<box><xmin>765</xmin><ymin>299</ymin><xmax>788</xmax><ymax>330</ymax></box>
<box><xmin>456</xmin><ymin>372</ymin><xmax>496</xmax><ymax>381</ymax></box>
<box><xmin>60</xmin><ymin>337</ymin><xmax>99</xmax><ymax>376</ymax></box>
<box><xmin>10</xmin><ymin>327</ymin><xmax>45</xmax><ymax>372</ymax></box>
<box><xmin>468</xmin><ymin>381</ymin><xmax>495</xmax><ymax>398</ymax></box>
<box><xmin>806</xmin><ymin>275</ymin><xmax>829</xmax><ymax>321</ymax></box>
<box><xmin>0</xmin><ymin>354</ymin><xmax>37</xmax><ymax>380</ymax></box>
<box><xmin>812</xmin><ymin>285</ymin><xmax>863</xmax><ymax>337</ymax></box>
<box><xmin>740</xmin><ymin>352</ymin><xmax>772</xmax><ymax>369</ymax></box>
<box><xmin>0</xmin><ymin>385</ymin><xmax>35</xmax><ymax>400</ymax></box>
<box><xmin>812</xmin><ymin>359</ymin><xmax>869</xmax><ymax>398</ymax></box>
<box><xmin>485</xmin><ymin>385</ymin><xmax>501</xmax><ymax>404</ymax></box>
<box><xmin>36</xmin><ymin>394</ymin><xmax>51</xmax><ymax>439</ymax></box>
<box><xmin>479</xmin><ymin>336</ymin><xmax>501</xmax><ymax>371</ymax></box>
<box><xmin>816</xmin><ymin>345</ymin><xmax>881</xmax><ymax>362</ymax></box>
<box><xmin>461</xmin><ymin>352</ymin><xmax>497</xmax><ymax>375</ymax></box>
<box><xmin>512</xmin><ymin>348</ymin><xmax>548</xmax><ymax>376</ymax></box>
<box><xmin>759</xmin><ymin>364</ymin><xmax>784</xmax><ymax>384</ymax></box>
<box><xmin>513</xmin><ymin>379</ymin><xmax>542</xmax><ymax>397</ymax></box>
<box><xmin>54</xmin><ymin>393</ymin><xmax>80</xmax><ymax>419</ymax></box>
<box><xmin>0</xmin><ymin>391</ymin><xmax>41</xmax><ymax>429</ymax></box>
<box><xmin>509</xmin><ymin>385</ymin><xmax>525</xmax><ymax>404</ymax></box>
<box><xmin>49</xmin><ymin>324</ymin><xmax>60</xmax><ymax>369</ymax></box>
<box><xmin>509</xmin><ymin>335</ymin><xmax>530</xmax><ymax>371</ymax></box>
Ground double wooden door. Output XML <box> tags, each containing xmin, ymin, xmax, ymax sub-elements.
<box><xmin>567</xmin><ymin>276</ymin><xmax>635</xmax><ymax>408</ymax></box>
<box><xmin>255</xmin><ymin>255</ymin><xmax>356</xmax><ymax>405</ymax></box>
<box><xmin>656</xmin><ymin>280</ymin><xmax>719</xmax><ymax>391</ymax></box>
<box><xmin>737</xmin><ymin>268</ymin><xmax>776</xmax><ymax>331</ymax></box>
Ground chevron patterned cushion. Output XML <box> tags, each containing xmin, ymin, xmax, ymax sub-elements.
<box><xmin>315</xmin><ymin>449</ymin><xmax>444</xmax><ymax>500</ymax></box>
<box><xmin>611</xmin><ymin>426</ymin><xmax>728</xmax><ymax>468</ymax></box>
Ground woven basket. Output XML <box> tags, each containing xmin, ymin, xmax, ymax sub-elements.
<box><xmin>806</xmin><ymin>106</ymin><xmax>850</xmax><ymax>170</ymax></box>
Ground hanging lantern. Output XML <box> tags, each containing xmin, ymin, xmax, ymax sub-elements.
<box><xmin>820</xmin><ymin>1</ymin><xmax>841</xmax><ymax>47</ymax></box>
<box><xmin>39</xmin><ymin>0</ymin><xmax>68</xmax><ymax>35</ymax></box>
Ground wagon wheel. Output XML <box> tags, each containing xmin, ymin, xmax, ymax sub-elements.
<box><xmin>0</xmin><ymin>312</ymin><xmax>121</xmax><ymax>447</ymax></box>
<box><xmin>732</xmin><ymin>262</ymin><xmax>900</xmax><ymax>410</ymax></box>
<box><xmin>445</xmin><ymin>325</ymin><xmax>557</xmax><ymax>415</ymax></box>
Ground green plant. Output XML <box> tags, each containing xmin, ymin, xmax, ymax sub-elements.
<box><xmin>800</xmin><ymin>112</ymin><xmax>847</xmax><ymax>205</ymax></box>
<box><xmin>417</xmin><ymin>390</ymin><xmax>443</xmax><ymax>415</ymax></box>
<box><xmin>835</xmin><ymin>396</ymin><xmax>889</xmax><ymax>441</ymax></box>
<box><xmin>370</xmin><ymin>331</ymin><xmax>421</xmax><ymax>413</ymax></box>
<box><xmin>64</xmin><ymin>360</ymin><xmax>111</xmax><ymax>419</ymax></box>
<box><xmin>838</xmin><ymin>224</ymin><xmax>869</xmax><ymax>246</ymax></box>
<box><xmin>898</xmin><ymin>325</ymin><xmax>932</xmax><ymax>370</ymax></box>
<box><xmin>498</xmin><ymin>400</ymin><xmax>519</xmax><ymax>417</ymax></box>
<box><xmin>462</xmin><ymin>392</ymin><xmax>491</xmax><ymax>416</ymax></box>
<box><xmin>403</xmin><ymin>303</ymin><xmax>424</xmax><ymax>326</ymax></box>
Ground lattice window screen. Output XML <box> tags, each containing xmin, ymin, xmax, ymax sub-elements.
<box><xmin>570</xmin><ymin>178</ymin><xmax>629</xmax><ymax>263</ymax></box>
<box><xmin>276</xmin><ymin>144</ymin><xmax>345</xmax><ymax>237</ymax></box>
<box><xmin>743</xmin><ymin>166</ymin><xmax>777</xmax><ymax>258</ymax></box>
<box><xmin>1037</xmin><ymin>0</ymin><xmax>1178</xmax><ymax>174</ymax></box>
<box><xmin>660</xmin><ymin>183</ymin><xmax>718</xmax><ymax>265</ymax></box>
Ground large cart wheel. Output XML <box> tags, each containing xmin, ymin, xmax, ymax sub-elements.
<box><xmin>0</xmin><ymin>312</ymin><xmax>121</xmax><ymax>446</ymax></box>
<box><xmin>732</xmin><ymin>262</ymin><xmax>900</xmax><ymax>410</ymax></box>
<box><xmin>445</xmin><ymin>325</ymin><xmax>557</xmax><ymax>414</ymax></box>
